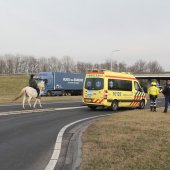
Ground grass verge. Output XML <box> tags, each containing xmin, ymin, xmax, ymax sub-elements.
<box><xmin>0</xmin><ymin>75</ymin><xmax>82</xmax><ymax>103</ymax></box>
<box><xmin>0</xmin><ymin>75</ymin><xmax>28</xmax><ymax>103</ymax></box>
<box><xmin>80</xmin><ymin>108</ymin><xmax>170</xmax><ymax>170</ymax></box>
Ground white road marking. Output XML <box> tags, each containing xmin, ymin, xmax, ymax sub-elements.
<box><xmin>1</xmin><ymin>98</ymin><xmax>165</xmax><ymax>169</ymax></box>
<box><xmin>0</xmin><ymin>106</ymin><xmax>87</xmax><ymax>115</ymax></box>
<box><xmin>0</xmin><ymin>100</ymin><xmax>81</xmax><ymax>107</ymax></box>
<box><xmin>45</xmin><ymin>113</ymin><xmax>112</xmax><ymax>170</ymax></box>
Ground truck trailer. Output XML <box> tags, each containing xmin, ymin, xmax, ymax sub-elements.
<box><xmin>34</xmin><ymin>72</ymin><xmax>84</xmax><ymax>96</ymax></box>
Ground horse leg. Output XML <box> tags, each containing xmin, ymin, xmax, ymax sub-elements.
<box><xmin>28</xmin><ymin>97</ymin><xmax>32</xmax><ymax>108</ymax></box>
<box><xmin>33</xmin><ymin>99</ymin><xmax>38</xmax><ymax>109</ymax></box>
<box><xmin>22</xmin><ymin>95</ymin><xmax>26</xmax><ymax>109</ymax></box>
<box><xmin>38</xmin><ymin>99</ymin><xmax>42</xmax><ymax>108</ymax></box>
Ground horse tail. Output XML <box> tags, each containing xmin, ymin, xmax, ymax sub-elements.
<box><xmin>13</xmin><ymin>88</ymin><xmax>26</xmax><ymax>101</ymax></box>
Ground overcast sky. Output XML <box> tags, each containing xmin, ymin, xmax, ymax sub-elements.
<box><xmin>0</xmin><ymin>0</ymin><xmax>170</xmax><ymax>70</ymax></box>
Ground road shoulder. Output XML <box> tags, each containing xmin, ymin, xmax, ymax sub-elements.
<box><xmin>55</xmin><ymin>119</ymin><xmax>95</xmax><ymax>170</ymax></box>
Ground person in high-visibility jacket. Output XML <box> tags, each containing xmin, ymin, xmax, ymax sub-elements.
<box><xmin>148</xmin><ymin>82</ymin><xmax>159</xmax><ymax>112</ymax></box>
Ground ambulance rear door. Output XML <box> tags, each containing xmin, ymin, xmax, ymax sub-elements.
<box><xmin>83</xmin><ymin>77</ymin><xmax>104</xmax><ymax>104</ymax></box>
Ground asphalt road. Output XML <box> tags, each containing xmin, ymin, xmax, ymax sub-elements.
<box><xmin>0</xmin><ymin>98</ymin><xmax>165</xmax><ymax>170</ymax></box>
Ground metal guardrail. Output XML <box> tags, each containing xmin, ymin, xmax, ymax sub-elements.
<box><xmin>134</xmin><ymin>74</ymin><xmax>170</xmax><ymax>80</ymax></box>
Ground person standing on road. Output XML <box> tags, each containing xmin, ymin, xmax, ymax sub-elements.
<box><xmin>29</xmin><ymin>74</ymin><xmax>40</xmax><ymax>98</ymax></box>
<box><xmin>162</xmin><ymin>80</ymin><xmax>170</xmax><ymax>113</ymax></box>
<box><xmin>148</xmin><ymin>81</ymin><xmax>159</xmax><ymax>112</ymax></box>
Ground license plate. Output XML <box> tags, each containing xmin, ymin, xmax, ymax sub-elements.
<box><xmin>84</xmin><ymin>98</ymin><xmax>92</xmax><ymax>103</ymax></box>
<box><xmin>87</xmin><ymin>90</ymin><xmax>93</xmax><ymax>96</ymax></box>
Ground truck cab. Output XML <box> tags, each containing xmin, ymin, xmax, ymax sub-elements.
<box><xmin>34</xmin><ymin>72</ymin><xmax>53</xmax><ymax>96</ymax></box>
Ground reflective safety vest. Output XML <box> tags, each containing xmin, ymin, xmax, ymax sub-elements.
<box><xmin>148</xmin><ymin>86</ymin><xmax>159</xmax><ymax>96</ymax></box>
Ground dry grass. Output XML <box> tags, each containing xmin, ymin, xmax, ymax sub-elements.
<box><xmin>80</xmin><ymin>108</ymin><xmax>170</xmax><ymax>170</ymax></box>
<box><xmin>0</xmin><ymin>75</ymin><xmax>82</xmax><ymax>103</ymax></box>
<box><xmin>0</xmin><ymin>75</ymin><xmax>28</xmax><ymax>103</ymax></box>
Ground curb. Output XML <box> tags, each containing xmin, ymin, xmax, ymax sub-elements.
<box><xmin>54</xmin><ymin>119</ymin><xmax>95</xmax><ymax>170</ymax></box>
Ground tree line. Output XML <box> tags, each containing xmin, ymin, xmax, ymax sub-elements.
<box><xmin>0</xmin><ymin>54</ymin><xmax>164</xmax><ymax>74</ymax></box>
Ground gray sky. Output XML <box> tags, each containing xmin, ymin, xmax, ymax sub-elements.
<box><xmin>0</xmin><ymin>0</ymin><xmax>170</xmax><ymax>70</ymax></box>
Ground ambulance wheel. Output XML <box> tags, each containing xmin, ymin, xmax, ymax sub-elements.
<box><xmin>139</xmin><ymin>100</ymin><xmax>145</xmax><ymax>109</ymax></box>
<box><xmin>111</xmin><ymin>100</ymin><xmax>118</xmax><ymax>111</ymax></box>
<box><xmin>88</xmin><ymin>106</ymin><xmax>97</xmax><ymax>110</ymax></box>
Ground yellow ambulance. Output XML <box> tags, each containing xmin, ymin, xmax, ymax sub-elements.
<box><xmin>83</xmin><ymin>69</ymin><xmax>147</xmax><ymax>110</ymax></box>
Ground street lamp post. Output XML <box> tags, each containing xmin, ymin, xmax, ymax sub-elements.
<box><xmin>111</xmin><ymin>50</ymin><xmax>120</xmax><ymax>71</ymax></box>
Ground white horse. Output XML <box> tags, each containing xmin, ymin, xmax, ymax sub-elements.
<box><xmin>13</xmin><ymin>80</ymin><xmax>45</xmax><ymax>109</ymax></box>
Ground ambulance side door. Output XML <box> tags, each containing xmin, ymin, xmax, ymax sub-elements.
<box><xmin>133</xmin><ymin>81</ymin><xmax>143</xmax><ymax>100</ymax></box>
<box><xmin>120</xmin><ymin>80</ymin><xmax>134</xmax><ymax>107</ymax></box>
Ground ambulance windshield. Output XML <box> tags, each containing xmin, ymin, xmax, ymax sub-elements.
<box><xmin>85</xmin><ymin>78</ymin><xmax>104</xmax><ymax>90</ymax></box>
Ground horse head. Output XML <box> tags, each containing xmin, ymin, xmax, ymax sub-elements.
<box><xmin>37</xmin><ymin>80</ymin><xmax>45</xmax><ymax>91</ymax></box>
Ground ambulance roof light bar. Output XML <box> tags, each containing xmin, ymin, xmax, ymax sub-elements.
<box><xmin>87</xmin><ymin>69</ymin><xmax>106</xmax><ymax>72</ymax></box>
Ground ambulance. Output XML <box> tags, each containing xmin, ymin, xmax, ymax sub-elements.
<box><xmin>83</xmin><ymin>69</ymin><xmax>147</xmax><ymax>110</ymax></box>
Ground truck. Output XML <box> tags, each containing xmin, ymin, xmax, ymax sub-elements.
<box><xmin>34</xmin><ymin>72</ymin><xmax>84</xmax><ymax>96</ymax></box>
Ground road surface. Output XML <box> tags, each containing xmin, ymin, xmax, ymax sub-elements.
<box><xmin>0</xmin><ymin>98</ymin><xmax>164</xmax><ymax>170</ymax></box>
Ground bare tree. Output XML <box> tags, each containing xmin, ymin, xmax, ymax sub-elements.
<box><xmin>76</xmin><ymin>62</ymin><xmax>93</xmax><ymax>73</ymax></box>
<box><xmin>0</xmin><ymin>57</ymin><xmax>6</xmax><ymax>74</ymax></box>
<box><xmin>61</xmin><ymin>56</ymin><xmax>74</xmax><ymax>73</ymax></box>
<box><xmin>0</xmin><ymin>54</ymin><xmax>165</xmax><ymax>75</ymax></box>
<box><xmin>93</xmin><ymin>63</ymin><xmax>101</xmax><ymax>69</ymax></box>
<box><xmin>13</xmin><ymin>55</ymin><xmax>21</xmax><ymax>73</ymax></box>
<box><xmin>48</xmin><ymin>56</ymin><xmax>61</xmax><ymax>72</ymax></box>
<box><xmin>118</xmin><ymin>62</ymin><xmax>127</xmax><ymax>72</ymax></box>
<box><xmin>103</xmin><ymin>59</ymin><xmax>112</xmax><ymax>70</ymax></box>
<box><xmin>147</xmin><ymin>61</ymin><xmax>164</xmax><ymax>73</ymax></box>
<box><xmin>27</xmin><ymin>56</ymin><xmax>38</xmax><ymax>73</ymax></box>
<box><xmin>112</xmin><ymin>60</ymin><xmax>119</xmax><ymax>72</ymax></box>
<box><xmin>4</xmin><ymin>54</ymin><xmax>14</xmax><ymax>74</ymax></box>
<box><xmin>128</xmin><ymin>59</ymin><xmax>147</xmax><ymax>73</ymax></box>
<box><xmin>39</xmin><ymin>57</ymin><xmax>48</xmax><ymax>72</ymax></box>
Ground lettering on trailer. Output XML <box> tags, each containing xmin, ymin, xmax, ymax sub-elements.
<box><xmin>56</xmin><ymin>84</ymin><xmax>62</xmax><ymax>88</ymax></box>
<box><xmin>63</xmin><ymin>77</ymin><xmax>84</xmax><ymax>82</ymax></box>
